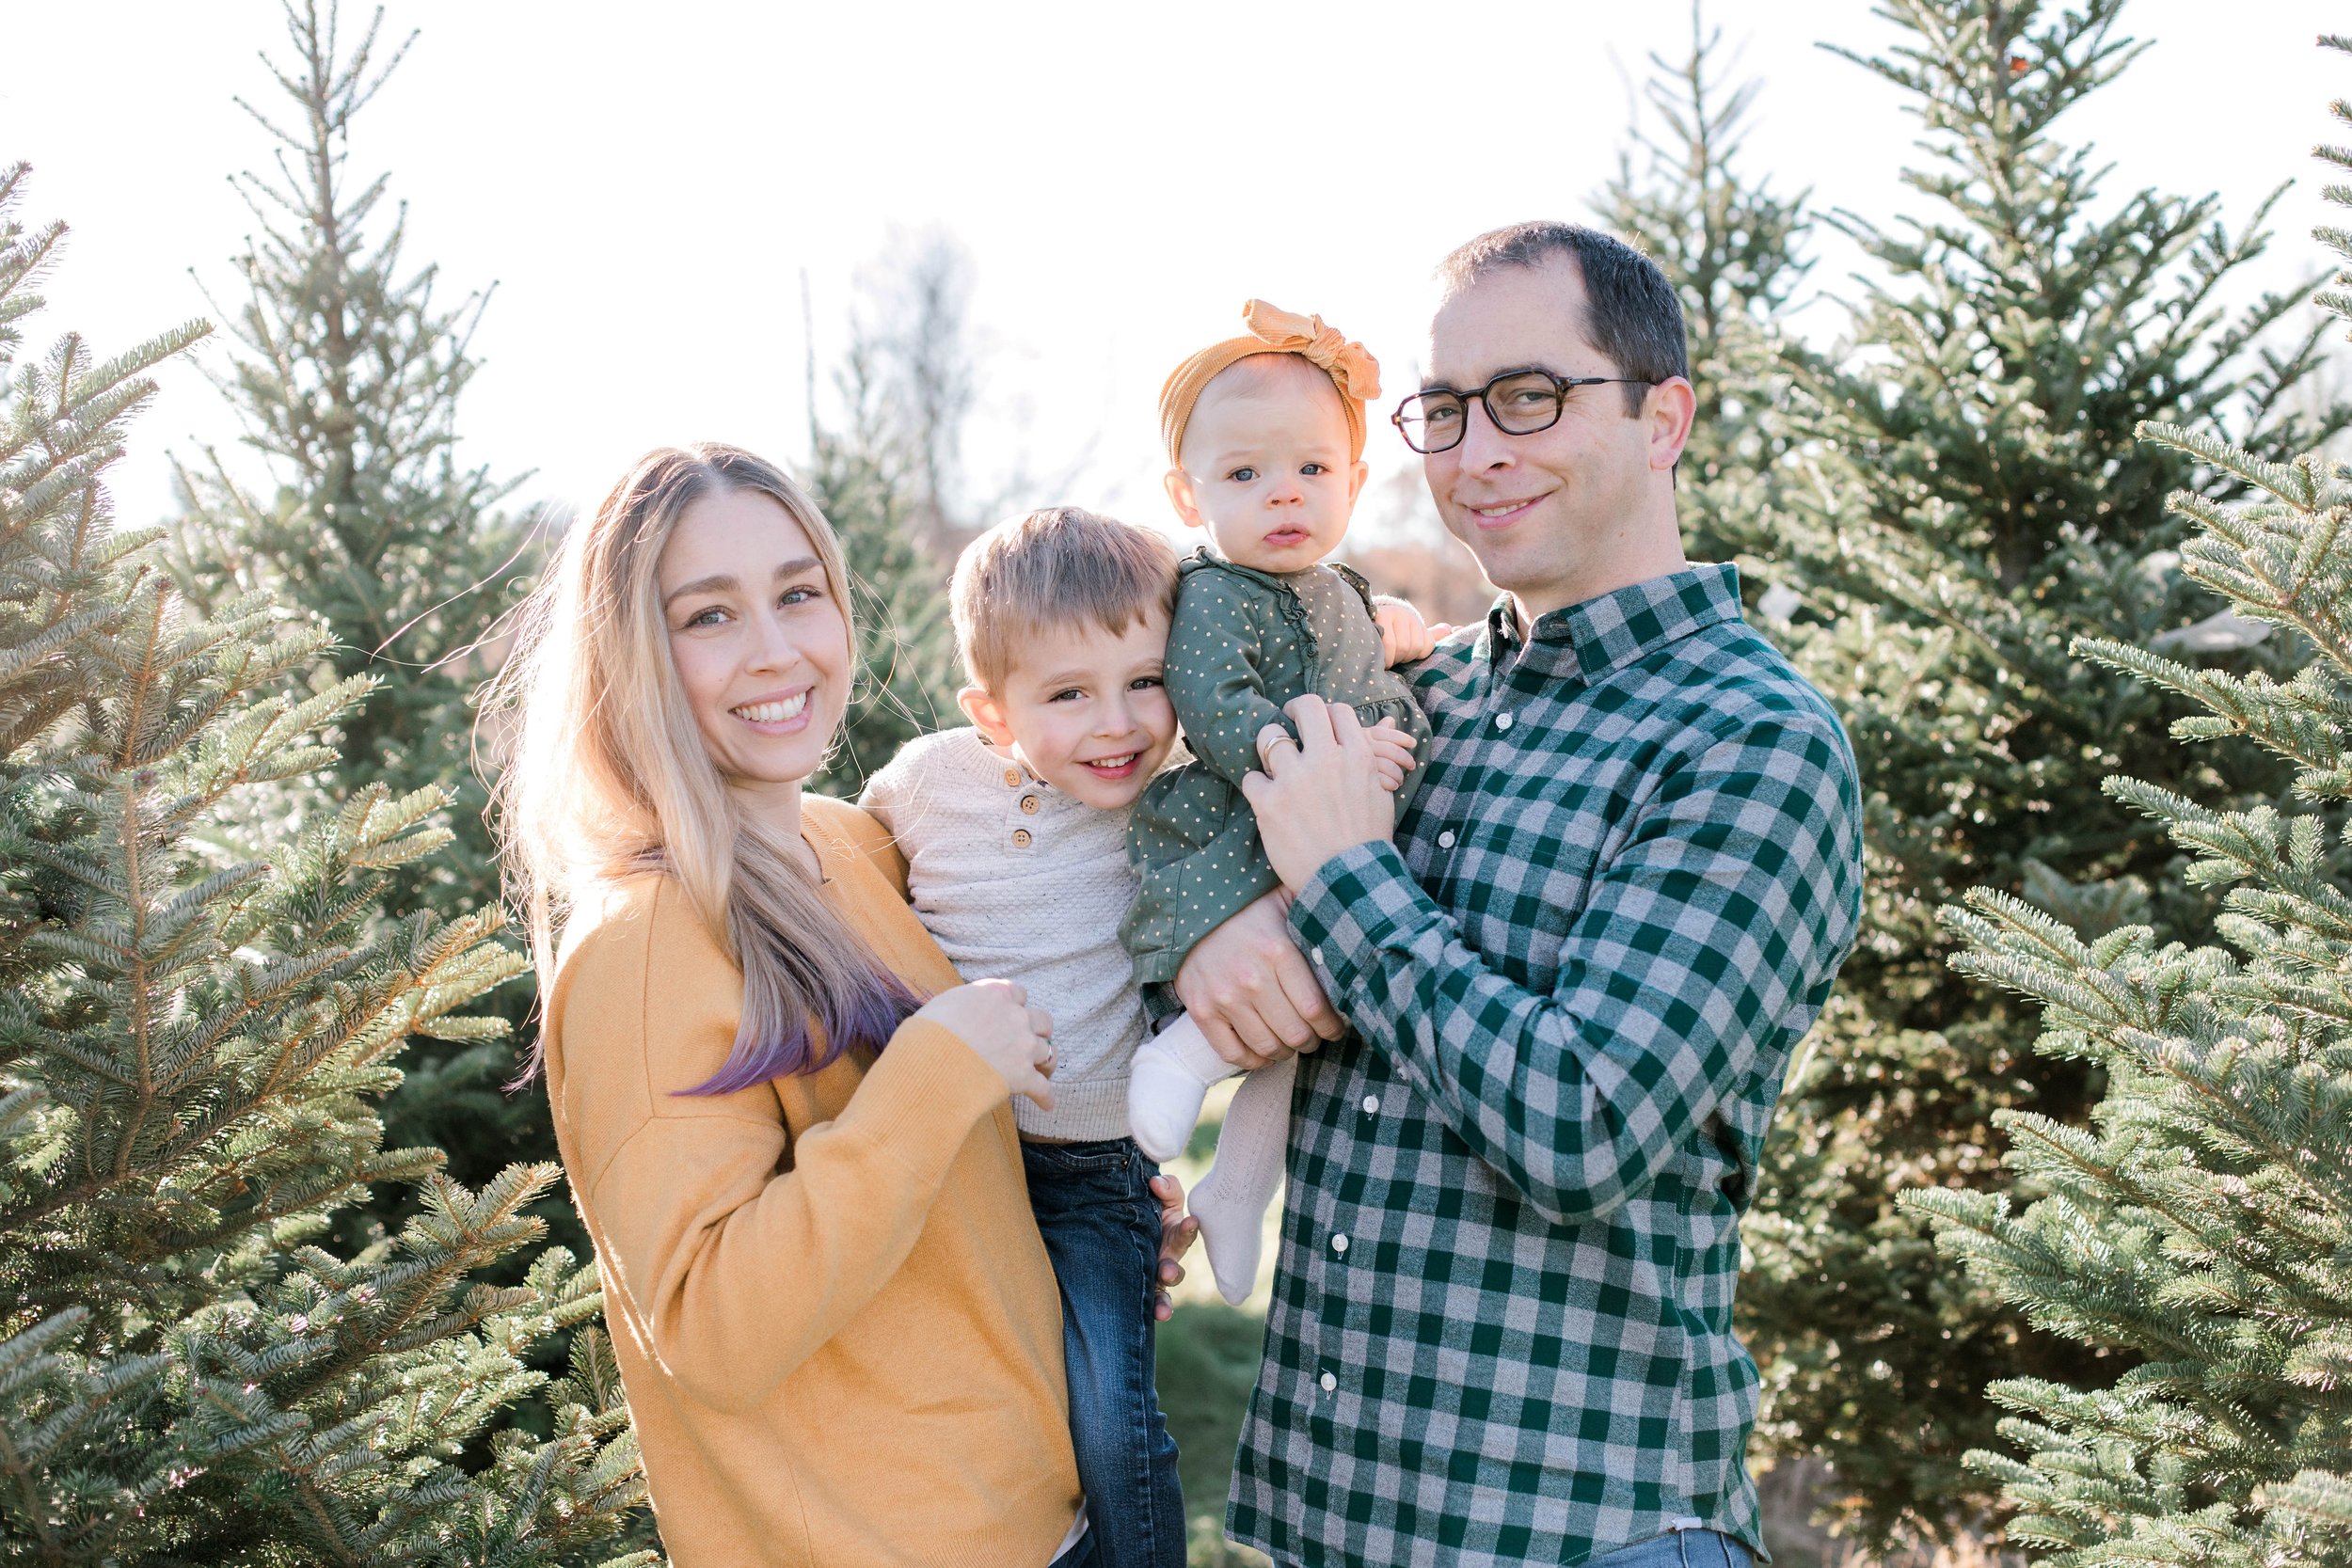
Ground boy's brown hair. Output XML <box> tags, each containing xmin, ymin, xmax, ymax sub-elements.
<box><xmin>951</xmin><ymin>507</ymin><xmax>1181</xmax><ymax>692</ymax></box>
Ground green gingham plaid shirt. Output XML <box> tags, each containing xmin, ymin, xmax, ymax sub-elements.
<box><xmin>1228</xmin><ymin>565</ymin><xmax>1863</xmax><ymax>1568</ymax></box>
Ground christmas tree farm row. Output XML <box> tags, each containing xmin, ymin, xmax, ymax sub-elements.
<box><xmin>3</xmin><ymin>0</ymin><xmax>2349</xmax><ymax>1561</ymax></box>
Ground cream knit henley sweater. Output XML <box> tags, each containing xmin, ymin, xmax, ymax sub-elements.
<box><xmin>861</xmin><ymin>728</ymin><xmax>1145</xmax><ymax>1142</ymax></box>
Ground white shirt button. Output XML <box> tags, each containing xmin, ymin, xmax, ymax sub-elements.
<box><xmin>1319</xmin><ymin>1371</ymin><xmax>1338</xmax><ymax>1392</ymax></box>
<box><xmin>1361</xmin><ymin>1095</ymin><xmax>1379</xmax><ymax>1115</ymax></box>
<box><xmin>1438</xmin><ymin>831</ymin><xmax>1456</xmax><ymax>849</ymax></box>
<box><xmin>1330</xmin><ymin>1233</ymin><xmax>1349</xmax><ymax>1255</ymax></box>
<box><xmin>1495</xmin><ymin>711</ymin><xmax>1514</xmax><ymax>731</ymax></box>
<box><xmin>1310</xmin><ymin>947</ymin><xmax>1323</xmax><ymax>966</ymax></box>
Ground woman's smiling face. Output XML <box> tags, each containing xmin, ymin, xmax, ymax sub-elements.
<box><xmin>658</xmin><ymin>485</ymin><xmax>851</xmax><ymax>804</ymax></box>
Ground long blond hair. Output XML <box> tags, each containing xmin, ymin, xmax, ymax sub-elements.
<box><xmin>489</xmin><ymin>443</ymin><xmax>916</xmax><ymax>1092</ymax></box>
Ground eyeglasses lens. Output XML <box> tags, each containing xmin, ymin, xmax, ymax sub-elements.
<box><xmin>1487</xmin><ymin>372</ymin><xmax>1567</xmax><ymax>434</ymax></box>
<box><xmin>1396</xmin><ymin>374</ymin><xmax>1571</xmax><ymax>453</ymax></box>
<box><xmin>1397</xmin><ymin>393</ymin><xmax>1466</xmax><ymax>454</ymax></box>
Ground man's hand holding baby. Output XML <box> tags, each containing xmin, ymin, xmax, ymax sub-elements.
<box><xmin>1243</xmin><ymin>694</ymin><xmax>1402</xmax><ymax>893</ymax></box>
<box><xmin>1259</xmin><ymin>712</ymin><xmax>1418</xmax><ymax>792</ymax></box>
<box><xmin>1170</xmin><ymin>893</ymin><xmax>1343</xmax><ymax>1071</ymax></box>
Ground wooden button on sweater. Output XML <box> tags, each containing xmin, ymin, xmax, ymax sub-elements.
<box><xmin>861</xmin><ymin>727</ymin><xmax>1152</xmax><ymax>1144</ymax></box>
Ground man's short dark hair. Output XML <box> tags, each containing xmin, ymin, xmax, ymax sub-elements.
<box><xmin>1437</xmin><ymin>221</ymin><xmax>1689</xmax><ymax>415</ymax></box>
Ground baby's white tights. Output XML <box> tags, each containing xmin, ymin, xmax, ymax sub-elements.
<box><xmin>1128</xmin><ymin>1013</ymin><xmax>1295</xmax><ymax>1305</ymax></box>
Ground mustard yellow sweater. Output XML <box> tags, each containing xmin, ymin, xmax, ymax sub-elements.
<box><xmin>542</xmin><ymin>794</ymin><xmax>1081</xmax><ymax>1567</ymax></box>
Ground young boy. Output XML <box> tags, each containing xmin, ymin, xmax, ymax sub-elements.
<box><xmin>861</xmin><ymin>506</ymin><xmax>1195</xmax><ymax>1568</ymax></box>
<box><xmin>864</xmin><ymin>468</ymin><xmax>1430</xmax><ymax>1559</ymax></box>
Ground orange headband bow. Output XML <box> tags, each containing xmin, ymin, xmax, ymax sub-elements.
<box><xmin>1159</xmin><ymin>299</ymin><xmax>1384</xmax><ymax>467</ymax></box>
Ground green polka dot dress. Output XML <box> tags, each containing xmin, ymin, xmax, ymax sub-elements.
<box><xmin>1120</xmin><ymin>549</ymin><xmax>1433</xmax><ymax>1014</ymax></box>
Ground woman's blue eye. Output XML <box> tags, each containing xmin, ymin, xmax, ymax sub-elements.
<box><xmin>684</xmin><ymin>606</ymin><xmax>727</xmax><ymax>628</ymax></box>
<box><xmin>1229</xmin><ymin>467</ymin><xmax>1257</xmax><ymax>483</ymax></box>
<box><xmin>780</xmin><ymin>585</ymin><xmax>818</xmax><ymax>607</ymax></box>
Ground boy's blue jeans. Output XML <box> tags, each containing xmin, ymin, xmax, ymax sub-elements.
<box><xmin>1023</xmin><ymin>1136</ymin><xmax>1185</xmax><ymax>1568</ymax></box>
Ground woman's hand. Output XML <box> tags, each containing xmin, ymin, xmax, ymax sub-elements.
<box><xmin>915</xmin><ymin>979</ymin><xmax>1057</xmax><ymax>1111</ymax></box>
<box><xmin>1241</xmin><ymin>695</ymin><xmax>1397</xmax><ymax>893</ymax></box>
<box><xmin>1149</xmin><ymin>1173</ymin><xmax>1200</xmax><ymax>1322</ymax></box>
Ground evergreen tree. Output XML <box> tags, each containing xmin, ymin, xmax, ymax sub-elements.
<box><xmin>866</xmin><ymin>230</ymin><xmax>979</xmax><ymax>562</ymax></box>
<box><xmin>1599</xmin><ymin>2</ymin><xmax>1812</xmax><ymax>573</ymax></box>
<box><xmin>167</xmin><ymin>1</ymin><xmax>544</xmax><ymax>1184</ymax></box>
<box><xmin>1681</xmin><ymin>0</ymin><xmax>2350</xmax><ymax>1540</ymax></box>
<box><xmin>0</xmin><ymin>166</ymin><xmax>644</xmax><ymax>1563</ymax></box>
<box><xmin>803</xmin><ymin>275</ymin><xmax>963</xmax><ymax>799</ymax></box>
<box><xmin>1906</xmin><ymin>47</ymin><xmax>2352</xmax><ymax>1560</ymax></box>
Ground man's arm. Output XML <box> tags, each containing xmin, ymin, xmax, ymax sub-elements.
<box><xmin>1170</xmin><ymin>890</ymin><xmax>1345</xmax><ymax>1069</ymax></box>
<box><xmin>1258</xmin><ymin>702</ymin><xmax>1863</xmax><ymax>1225</ymax></box>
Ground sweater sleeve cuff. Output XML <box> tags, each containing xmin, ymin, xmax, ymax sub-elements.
<box><xmin>839</xmin><ymin>1017</ymin><xmax>1009</xmax><ymax>1182</ymax></box>
<box><xmin>1288</xmin><ymin>840</ymin><xmax>1439</xmax><ymax>997</ymax></box>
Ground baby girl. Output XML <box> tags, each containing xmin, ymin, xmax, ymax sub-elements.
<box><xmin>1122</xmin><ymin>300</ymin><xmax>1436</xmax><ymax>1300</ymax></box>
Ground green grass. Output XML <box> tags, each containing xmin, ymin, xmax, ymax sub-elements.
<box><xmin>1156</xmin><ymin>1299</ymin><xmax>1272</xmax><ymax>1567</ymax></box>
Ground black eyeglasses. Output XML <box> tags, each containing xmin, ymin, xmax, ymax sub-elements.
<box><xmin>1391</xmin><ymin>368</ymin><xmax>1654</xmax><ymax>454</ymax></box>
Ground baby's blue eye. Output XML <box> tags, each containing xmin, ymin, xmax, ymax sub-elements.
<box><xmin>1229</xmin><ymin>467</ymin><xmax>1258</xmax><ymax>483</ymax></box>
<box><xmin>1302</xmin><ymin>462</ymin><xmax>1327</xmax><ymax>475</ymax></box>
<box><xmin>1051</xmin><ymin>688</ymin><xmax>1086</xmax><ymax>702</ymax></box>
<box><xmin>1131</xmin><ymin>675</ymin><xmax>1164</xmax><ymax>690</ymax></box>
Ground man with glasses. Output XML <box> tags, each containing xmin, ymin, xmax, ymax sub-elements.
<box><xmin>1171</xmin><ymin>221</ymin><xmax>1866</xmax><ymax>1568</ymax></box>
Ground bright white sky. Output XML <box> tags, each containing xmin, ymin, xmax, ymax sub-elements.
<box><xmin>7</xmin><ymin>0</ymin><xmax>2347</xmax><ymax>542</ymax></box>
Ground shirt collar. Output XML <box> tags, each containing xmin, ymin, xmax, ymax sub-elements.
<box><xmin>1480</xmin><ymin>563</ymin><xmax>1745</xmax><ymax>684</ymax></box>
<box><xmin>1181</xmin><ymin>545</ymin><xmax>1312</xmax><ymax>590</ymax></box>
<box><xmin>957</xmin><ymin>728</ymin><xmax>1093</xmax><ymax>814</ymax></box>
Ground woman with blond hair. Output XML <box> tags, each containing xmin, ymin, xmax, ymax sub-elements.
<box><xmin>493</xmin><ymin>444</ymin><xmax>1167</xmax><ymax>1566</ymax></box>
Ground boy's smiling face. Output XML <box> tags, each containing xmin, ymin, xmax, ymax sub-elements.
<box><xmin>958</xmin><ymin>609</ymin><xmax>1179</xmax><ymax>811</ymax></box>
<box><xmin>1167</xmin><ymin>355</ymin><xmax>1368</xmax><ymax>574</ymax></box>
